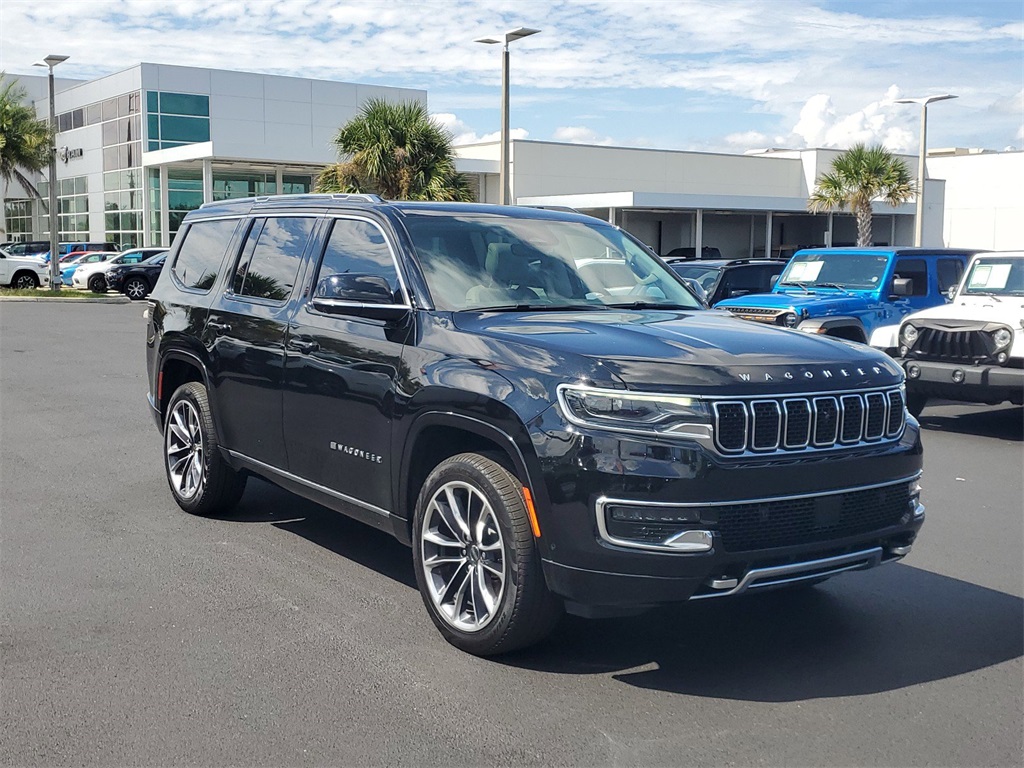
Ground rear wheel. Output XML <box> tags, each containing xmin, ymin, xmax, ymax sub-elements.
<box><xmin>412</xmin><ymin>453</ymin><xmax>562</xmax><ymax>656</ymax></box>
<box><xmin>88</xmin><ymin>274</ymin><xmax>107</xmax><ymax>293</ymax></box>
<box><xmin>124</xmin><ymin>276</ymin><xmax>150</xmax><ymax>300</ymax></box>
<box><xmin>164</xmin><ymin>382</ymin><xmax>246</xmax><ymax>516</ymax></box>
<box><xmin>12</xmin><ymin>272</ymin><xmax>39</xmax><ymax>290</ymax></box>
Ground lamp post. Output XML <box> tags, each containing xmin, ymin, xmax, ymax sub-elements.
<box><xmin>33</xmin><ymin>54</ymin><xmax>69</xmax><ymax>291</ymax></box>
<box><xmin>475</xmin><ymin>27</ymin><xmax>540</xmax><ymax>205</ymax></box>
<box><xmin>894</xmin><ymin>93</ymin><xmax>957</xmax><ymax>247</ymax></box>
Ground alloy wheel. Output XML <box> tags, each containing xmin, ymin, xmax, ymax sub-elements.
<box><xmin>125</xmin><ymin>279</ymin><xmax>147</xmax><ymax>299</ymax></box>
<box><xmin>165</xmin><ymin>399</ymin><xmax>205</xmax><ymax>500</ymax></box>
<box><xmin>420</xmin><ymin>481</ymin><xmax>506</xmax><ymax>632</ymax></box>
<box><xmin>14</xmin><ymin>274</ymin><xmax>37</xmax><ymax>289</ymax></box>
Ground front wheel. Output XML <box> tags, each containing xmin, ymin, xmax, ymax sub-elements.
<box><xmin>88</xmin><ymin>274</ymin><xmax>107</xmax><ymax>293</ymax></box>
<box><xmin>124</xmin><ymin>277</ymin><xmax>150</xmax><ymax>300</ymax></box>
<box><xmin>164</xmin><ymin>382</ymin><xmax>246</xmax><ymax>516</ymax></box>
<box><xmin>412</xmin><ymin>453</ymin><xmax>562</xmax><ymax>655</ymax></box>
<box><xmin>13</xmin><ymin>272</ymin><xmax>39</xmax><ymax>290</ymax></box>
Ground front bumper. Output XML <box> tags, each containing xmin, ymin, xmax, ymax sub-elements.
<box><xmin>528</xmin><ymin>406</ymin><xmax>924</xmax><ymax>614</ymax></box>
<box><xmin>901</xmin><ymin>358</ymin><xmax>1023</xmax><ymax>405</ymax></box>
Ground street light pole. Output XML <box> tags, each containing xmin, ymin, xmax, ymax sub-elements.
<box><xmin>894</xmin><ymin>94</ymin><xmax>957</xmax><ymax>247</ymax></box>
<box><xmin>475</xmin><ymin>27</ymin><xmax>540</xmax><ymax>205</ymax></box>
<box><xmin>33</xmin><ymin>54</ymin><xmax>69</xmax><ymax>291</ymax></box>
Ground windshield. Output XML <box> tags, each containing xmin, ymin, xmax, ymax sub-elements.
<box><xmin>778</xmin><ymin>252</ymin><xmax>889</xmax><ymax>290</ymax></box>
<box><xmin>403</xmin><ymin>213</ymin><xmax>701</xmax><ymax>311</ymax></box>
<box><xmin>961</xmin><ymin>258</ymin><xmax>1024</xmax><ymax>296</ymax></box>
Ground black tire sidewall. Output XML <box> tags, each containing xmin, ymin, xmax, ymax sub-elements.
<box><xmin>412</xmin><ymin>455</ymin><xmax>535</xmax><ymax>654</ymax></box>
<box><xmin>89</xmin><ymin>275</ymin><xmax>106</xmax><ymax>293</ymax></box>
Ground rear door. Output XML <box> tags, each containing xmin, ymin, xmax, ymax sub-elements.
<box><xmin>205</xmin><ymin>215</ymin><xmax>317</xmax><ymax>468</ymax></box>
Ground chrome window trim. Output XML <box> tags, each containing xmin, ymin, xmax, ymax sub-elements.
<box><xmin>226</xmin><ymin>449</ymin><xmax>391</xmax><ymax>518</ymax></box>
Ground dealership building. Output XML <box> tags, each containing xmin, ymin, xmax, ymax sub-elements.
<box><xmin>2</xmin><ymin>62</ymin><xmax>1021</xmax><ymax>255</ymax></box>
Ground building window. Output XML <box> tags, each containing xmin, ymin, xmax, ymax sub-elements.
<box><xmin>167</xmin><ymin>168</ymin><xmax>204</xmax><ymax>238</ymax></box>
<box><xmin>281</xmin><ymin>175</ymin><xmax>313</xmax><ymax>194</ymax></box>
<box><xmin>104</xmin><ymin>169</ymin><xmax>143</xmax><ymax>249</ymax></box>
<box><xmin>147</xmin><ymin>92</ymin><xmax>211</xmax><ymax>151</ymax></box>
<box><xmin>39</xmin><ymin>177</ymin><xmax>90</xmax><ymax>241</ymax></box>
<box><xmin>4</xmin><ymin>199</ymin><xmax>35</xmax><ymax>241</ymax></box>
<box><xmin>212</xmin><ymin>171</ymin><xmax>276</xmax><ymax>201</ymax></box>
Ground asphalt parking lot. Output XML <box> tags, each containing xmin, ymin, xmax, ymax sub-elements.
<box><xmin>1</xmin><ymin>301</ymin><xmax>1021</xmax><ymax>767</ymax></box>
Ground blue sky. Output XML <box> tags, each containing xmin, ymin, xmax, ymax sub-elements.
<box><xmin>2</xmin><ymin>0</ymin><xmax>1021</xmax><ymax>153</ymax></box>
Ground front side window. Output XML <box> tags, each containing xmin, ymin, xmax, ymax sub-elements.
<box><xmin>894</xmin><ymin>258</ymin><xmax>928</xmax><ymax>296</ymax></box>
<box><xmin>937</xmin><ymin>258</ymin><xmax>965</xmax><ymax>293</ymax></box>
<box><xmin>314</xmin><ymin>219</ymin><xmax>402</xmax><ymax>298</ymax></box>
<box><xmin>403</xmin><ymin>213</ymin><xmax>701</xmax><ymax>311</ymax></box>
<box><xmin>172</xmin><ymin>218</ymin><xmax>239</xmax><ymax>291</ymax></box>
<box><xmin>232</xmin><ymin>217</ymin><xmax>314</xmax><ymax>302</ymax></box>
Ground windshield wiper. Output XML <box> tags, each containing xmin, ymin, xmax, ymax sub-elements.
<box><xmin>967</xmin><ymin>291</ymin><xmax>1003</xmax><ymax>302</ymax></box>
<box><xmin>777</xmin><ymin>281</ymin><xmax>813</xmax><ymax>291</ymax></box>
<box><xmin>606</xmin><ymin>301</ymin><xmax>694</xmax><ymax>310</ymax></box>
<box><xmin>472</xmin><ymin>303</ymin><xmax>606</xmax><ymax>312</ymax></box>
<box><xmin>812</xmin><ymin>282</ymin><xmax>847</xmax><ymax>290</ymax></box>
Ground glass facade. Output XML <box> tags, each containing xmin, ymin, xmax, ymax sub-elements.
<box><xmin>147</xmin><ymin>91</ymin><xmax>211</xmax><ymax>151</ymax></box>
<box><xmin>104</xmin><ymin>169</ymin><xmax>144</xmax><ymax>249</ymax></box>
<box><xmin>167</xmin><ymin>169</ymin><xmax>203</xmax><ymax>238</ymax></box>
<box><xmin>3</xmin><ymin>200</ymin><xmax>34</xmax><ymax>241</ymax></box>
<box><xmin>213</xmin><ymin>171</ymin><xmax>276</xmax><ymax>201</ymax></box>
<box><xmin>39</xmin><ymin>177</ymin><xmax>90</xmax><ymax>241</ymax></box>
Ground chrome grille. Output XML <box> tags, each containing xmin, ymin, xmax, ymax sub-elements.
<box><xmin>712</xmin><ymin>387</ymin><xmax>904</xmax><ymax>455</ymax></box>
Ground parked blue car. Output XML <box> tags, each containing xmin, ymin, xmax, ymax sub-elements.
<box><xmin>59</xmin><ymin>251</ymin><xmax>117</xmax><ymax>285</ymax></box>
<box><xmin>715</xmin><ymin>247</ymin><xmax>978</xmax><ymax>350</ymax></box>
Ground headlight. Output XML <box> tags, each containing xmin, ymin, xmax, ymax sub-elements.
<box><xmin>901</xmin><ymin>324</ymin><xmax>919</xmax><ymax>345</ymax></box>
<box><xmin>781</xmin><ymin>312</ymin><xmax>798</xmax><ymax>328</ymax></box>
<box><xmin>992</xmin><ymin>328</ymin><xmax>1012</xmax><ymax>348</ymax></box>
<box><xmin>557</xmin><ymin>384</ymin><xmax>711</xmax><ymax>436</ymax></box>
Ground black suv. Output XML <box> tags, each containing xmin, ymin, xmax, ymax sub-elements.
<box><xmin>146</xmin><ymin>195</ymin><xmax>924</xmax><ymax>655</ymax></box>
<box><xmin>667</xmin><ymin>258</ymin><xmax>787</xmax><ymax>306</ymax></box>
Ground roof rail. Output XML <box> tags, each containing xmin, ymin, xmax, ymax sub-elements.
<box><xmin>246</xmin><ymin>193</ymin><xmax>384</xmax><ymax>204</ymax></box>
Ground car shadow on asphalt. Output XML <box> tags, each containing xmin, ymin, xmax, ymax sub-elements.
<box><xmin>223</xmin><ymin>478</ymin><xmax>418</xmax><ymax>589</ymax></box>
<box><xmin>918</xmin><ymin>403</ymin><xmax>1022</xmax><ymax>441</ymax></box>
<box><xmin>499</xmin><ymin>564</ymin><xmax>1023</xmax><ymax>702</ymax></box>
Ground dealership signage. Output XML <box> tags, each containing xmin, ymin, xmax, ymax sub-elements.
<box><xmin>58</xmin><ymin>146</ymin><xmax>84</xmax><ymax>164</ymax></box>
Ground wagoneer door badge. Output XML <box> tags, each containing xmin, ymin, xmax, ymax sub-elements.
<box><xmin>330</xmin><ymin>441</ymin><xmax>384</xmax><ymax>464</ymax></box>
<box><xmin>738</xmin><ymin>366</ymin><xmax>884</xmax><ymax>382</ymax></box>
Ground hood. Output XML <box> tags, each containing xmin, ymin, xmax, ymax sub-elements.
<box><xmin>716</xmin><ymin>290</ymin><xmax>870</xmax><ymax>314</ymax></box>
<box><xmin>452</xmin><ymin>308</ymin><xmax>902</xmax><ymax>394</ymax></box>
<box><xmin>907</xmin><ymin>297</ymin><xmax>1024</xmax><ymax>325</ymax></box>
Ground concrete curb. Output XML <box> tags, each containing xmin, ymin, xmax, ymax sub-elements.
<box><xmin>0</xmin><ymin>296</ymin><xmax>132</xmax><ymax>304</ymax></box>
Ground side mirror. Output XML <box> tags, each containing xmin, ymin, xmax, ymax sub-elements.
<box><xmin>891</xmin><ymin>277</ymin><xmax>913</xmax><ymax>297</ymax></box>
<box><xmin>681</xmin><ymin>278</ymin><xmax>709</xmax><ymax>307</ymax></box>
<box><xmin>769</xmin><ymin>274</ymin><xmax>780</xmax><ymax>288</ymax></box>
<box><xmin>311</xmin><ymin>273</ymin><xmax>408</xmax><ymax>321</ymax></box>
<box><xmin>946</xmin><ymin>285</ymin><xmax>957</xmax><ymax>301</ymax></box>
<box><xmin>728</xmin><ymin>289</ymin><xmax>750</xmax><ymax>298</ymax></box>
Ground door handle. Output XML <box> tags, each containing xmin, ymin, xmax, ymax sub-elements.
<box><xmin>207</xmin><ymin>321</ymin><xmax>231</xmax><ymax>334</ymax></box>
<box><xmin>288</xmin><ymin>338</ymin><xmax>320</xmax><ymax>354</ymax></box>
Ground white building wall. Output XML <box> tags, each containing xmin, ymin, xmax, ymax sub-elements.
<box><xmin>928</xmin><ymin>151</ymin><xmax>1024</xmax><ymax>250</ymax></box>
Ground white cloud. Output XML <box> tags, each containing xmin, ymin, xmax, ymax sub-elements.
<box><xmin>432</xmin><ymin>113</ymin><xmax>528</xmax><ymax>145</ymax></box>
<box><xmin>552</xmin><ymin>126</ymin><xmax>615</xmax><ymax>145</ymax></box>
<box><xmin>784</xmin><ymin>86</ymin><xmax>918</xmax><ymax>152</ymax></box>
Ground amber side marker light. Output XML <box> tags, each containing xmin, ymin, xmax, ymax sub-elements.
<box><xmin>522</xmin><ymin>487</ymin><xmax>542</xmax><ymax>538</ymax></box>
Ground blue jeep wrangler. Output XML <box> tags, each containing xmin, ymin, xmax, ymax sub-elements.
<box><xmin>715</xmin><ymin>247</ymin><xmax>976</xmax><ymax>349</ymax></box>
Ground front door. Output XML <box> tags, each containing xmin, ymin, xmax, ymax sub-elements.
<box><xmin>282</xmin><ymin>215</ymin><xmax>411</xmax><ymax>515</ymax></box>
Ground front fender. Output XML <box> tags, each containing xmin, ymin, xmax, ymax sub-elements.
<box><xmin>796</xmin><ymin>315</ymin><xmax>867</xmax><ymax>341</ymax></box>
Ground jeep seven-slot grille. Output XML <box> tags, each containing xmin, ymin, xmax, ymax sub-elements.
<box><xmin>912</xmin><ymin>328</ymin><xmax>993</xmax><ymax>362</ymax></box>
<box><xmin>711</xmin><ymin>387</ymin><xmax>904</xmax><ymax>454</ymax></box>
<box><xmin>715</xmin><ymin>482</ymin><xmax>913</xmax><ymax>552</ymax></box>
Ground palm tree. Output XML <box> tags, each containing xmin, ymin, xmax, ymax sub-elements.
<box><xmin>316</xmin><ymin>99</ymin><xmax>473</xmax><ymax>202</ymax></box>
<box><xmin>0</xmin><ymin>73</ymin><xmax>52</xmax><ymax>200</ymax></box>
<box><xmin>808</xmin><ymin>143</ymin><xmax>914</xmax><ymax>247</ymax></box>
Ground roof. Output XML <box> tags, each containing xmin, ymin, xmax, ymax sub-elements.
<box><xmin>793</xmin><ymin>246</ymin><xmax>982</xmax><ymax>257</ymax></box>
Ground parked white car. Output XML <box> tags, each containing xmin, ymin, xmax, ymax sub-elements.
<box><xmin>72</xmin><ymin>247</ymin><xmax>166</xmax><ymax>292</ymax></box>
<box><xmin>0</xmin><ymin>246</ymin><xmax>52</xmax><ymax>289</ymax></box>
<box><xmin>896</xmin><ymin>251</ymin><xmax>1024</xmax><ymax>416</ymax></box>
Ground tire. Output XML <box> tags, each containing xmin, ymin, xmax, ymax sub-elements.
<box><xmin>124</xmin><ymin>276</ymin><xmax>150</xmax><ymax>300</ymax></box>
<box><xmin>88</xmin><ymin>274</ymin><xmax>107</xmax><ymax>293</ymax></box>
<box><xmin>12</xmin><ymin>271</ymin><xmax>39</xmax><ymax>290</ymax></box>
<box><xmin>163</xmin><ymin>382</ymin><xmax>246</xmax><ymax>516</ymax></box>
<box><xmin>412</xmin><ymin>453</ymin><xmax>562</xmax><ymax>656</ymax></box>
<box><xmin>906</xmin><ymin>393</ymin><xmax>928</xmax><ymax>418</ymax></box>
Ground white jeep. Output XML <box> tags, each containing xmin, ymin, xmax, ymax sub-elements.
<box><xmin>0</xmin><ymin>246</ymin><xmax>51</xmax><ymax>290</ymax></box>
<box><xmin>896</xmin><ymin>251</ymin><xmax>1024</xmax><ymax>416</ymax></box>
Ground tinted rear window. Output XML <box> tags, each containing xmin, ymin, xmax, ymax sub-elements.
<box><xmin>172</xmin><ymin>219</ymin><xmax>239</xmax><ymax>291</ymax></box>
